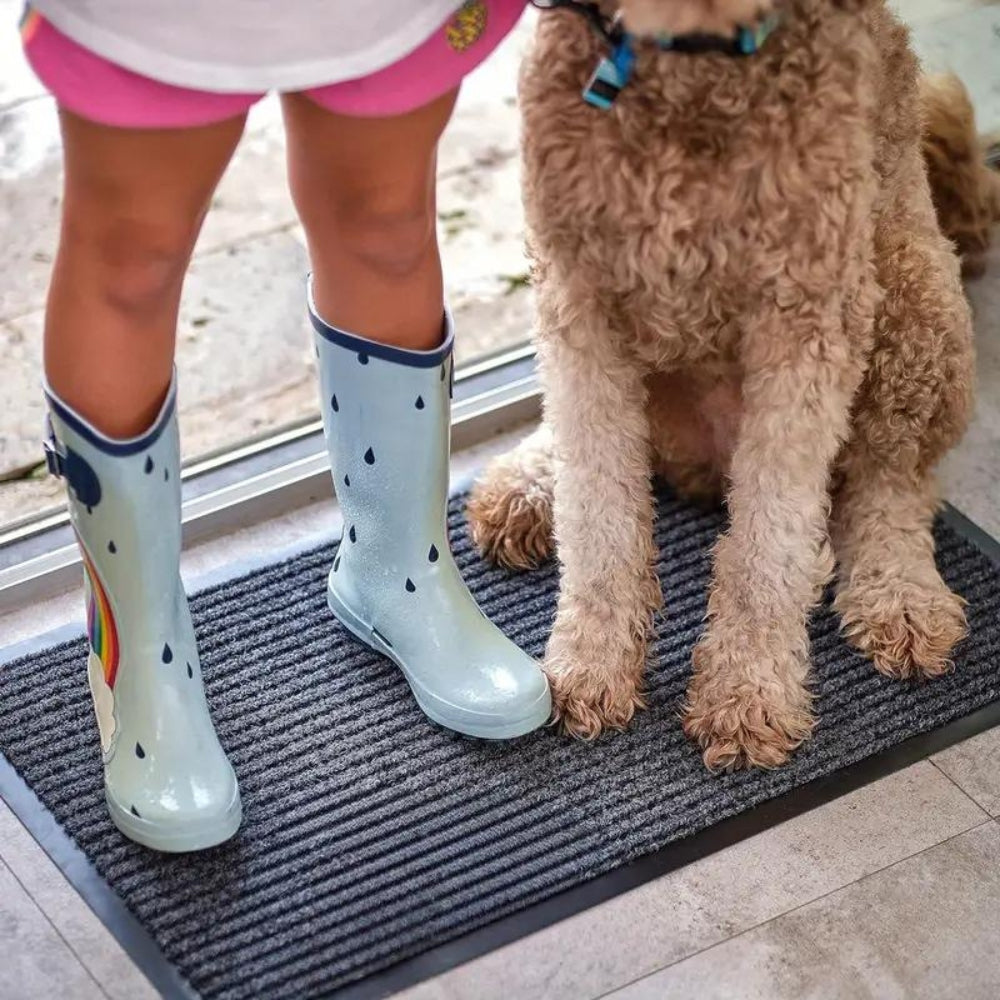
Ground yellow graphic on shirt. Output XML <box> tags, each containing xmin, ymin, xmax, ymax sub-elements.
<box><xmin>446</xmin><ymin>0</ymin><xmax>488</xmax><ymax>52</ymax></box>
<box><xmin>19</xmin><ymin>6</ymin><xmax>43</xmax><ymax>44</ymax></box>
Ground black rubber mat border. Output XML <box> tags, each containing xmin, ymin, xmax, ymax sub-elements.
<box><xmin>1</xmin><ymin>502</ymin><xmax>998</xmax><ymax>1000</ymax></box>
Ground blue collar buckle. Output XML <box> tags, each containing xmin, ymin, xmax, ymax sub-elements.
<box><xmin>583</xmin><ymin>38</ymin><xmax>636</xmax><ymax>110</ymax></box>
<box><xmin>531</xmin><ymin>2</ymin><xmax>782</xmax><ymax>111</ymax></box>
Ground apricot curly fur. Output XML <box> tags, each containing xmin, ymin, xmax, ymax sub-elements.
<box><xmin>467</xmin><ymin>426</ymin><xmax>555</xmax><ymax>570</ymax></box>
<box><xmin>920</xmin><ymin>73</ymin><xmax>1000</xmax><ymax>277</ymax></box>
<box><xmin>835</xmin><ymin>575</ymin><xmax>968</xmax><ymax>679</ymax></box>
<box><xmin>682</xmin><ymin>658</ymin><xmax>816</xmax><ymax>771</ymax></box>
<box><xmin>548</xmin><ymin>666</ymin><xmax>648</xmax><ymax>740</ymax></box>
<box><xmin>469</xmin><ymin>0</ymin><xmax>979</xmax><ymax>766</ymax></box>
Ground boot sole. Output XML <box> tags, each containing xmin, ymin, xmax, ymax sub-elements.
<box><xmin>106</xmin><ymin>784</ymin><xmax>242</xmax><ymax>853</ymax></box>
<box><xmin>327</xmin><ymin>585</ymin><xmax>551</xmax><ymax>740</ymax></box>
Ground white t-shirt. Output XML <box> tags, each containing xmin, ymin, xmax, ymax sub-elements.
<box><xmin>28</xmin><ymin>1</ymin><xmax>469</xmax><ymax>92</ymax></box>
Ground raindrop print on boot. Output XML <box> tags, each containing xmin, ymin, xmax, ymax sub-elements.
<box><xmin>308</xmin><ymin>280</ymin><xmax>551</xmax><ymax>739</ymax></box>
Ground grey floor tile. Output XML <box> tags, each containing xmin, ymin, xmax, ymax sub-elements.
<box><xmin>391</xmin><ymin>762</ymin><xmax>986</xmax><ymax>1000</ymax></box>
<box><xmin>932</xmin><ymin>725</ymin><xmax>1000</xmax><ymax>817</ymax></box>
<box><xmin>0</xmin><ymin>802</ymin><xmax>157</xmax><ymax>1000</ymax></box>
<box><xmin>0</xmin><ymin>853</ymin><xmax>106</xmax><ymax>1000</ymax></box>
<box><xmin>892</xmin><ymin>0</ymin><xmax>995</xmax><ymax>28</ymax></box>
<box><xmin>911</xmin><ymin>5</ymin><xmax>1000</xmax><ymax>134</ymax></box>
<box><xmin>391</xmin><ymin>983</ymin><xmax>450</xmax><ymax>1000</ymax></box>
<box><xmin>610</xmin><ymin>822</ymin><xmax>1000</xmax><ymax>1000</ymax></box>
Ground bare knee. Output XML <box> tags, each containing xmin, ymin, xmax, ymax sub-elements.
<box><xmin>60</xmin><ymin>209</ymin><xmax>200</xmax><ymax>319</ymax></box>
<box><xmin>296</xmin><ymin>186</ymin><xmax>437</xmax><ymax>280</ymax></box>
<box><xmin>347</xmin><ymin>203</ymin><xmax>435</xmax><ymax>279</ymax></box>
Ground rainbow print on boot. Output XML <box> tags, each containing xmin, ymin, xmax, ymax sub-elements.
<box><xmin>81</xmin><ymin>542</ymin><xmax>120</xmax><ymax>757</ymax></box>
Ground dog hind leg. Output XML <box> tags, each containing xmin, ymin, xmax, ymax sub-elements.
<box><xmin>832</xmin><ymin>167</ymin><xmax>973</xmax><ymax>678</ymax></box>
<box><xmin>467</xmin><ymin>424</ymin><xmax>556</xmax><ymax>570</ymax></box>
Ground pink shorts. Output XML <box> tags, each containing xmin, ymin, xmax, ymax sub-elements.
<box><xmin>21</xmin><ymin>1</ymin><xmax>527</xmax><ymax>128</ymax></box>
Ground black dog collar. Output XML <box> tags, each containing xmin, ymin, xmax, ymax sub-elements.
<box><xmin>530</xmin><ymin>0</ymin><xmax>782</xmax><ymax>108</ymax></box>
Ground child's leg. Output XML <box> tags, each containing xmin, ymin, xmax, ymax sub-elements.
<box><xmin>281</xmin><ymin>90</ymin><xmax>456</xmax><ymax>350</ymax></box>
<box><xmin>43</xmin><ymin>110</ymin><xmax>247</xmax><ymax>850</ymax></box>
<box><xmin>45</xmin><ymin>109</ymin><xmax>245</xmax><ymax>436</ymax></box>
<box><xmin>281</xmin><ymin>92</ymin><xmax>551</xmax><ymax>738</ymax></box>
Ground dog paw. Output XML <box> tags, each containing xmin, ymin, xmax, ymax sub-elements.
<box><xmin>547</xmin><ymin>665</ymin><xmax>647</xmax><ymax>739</ymax></box>
<box><xmin>467</xmin><ymin>467</ymin><xmax>553</xmax><ymax>571</ymax></box>
<box><xmin>837</xmin><ymin>578</ymin><xmax>967</xmax><ymax>680</ymax></box>
<box><xmin>683</xmin><ymin>643</ymin><xmax>814</xmax><ymax>770</ymax></box>
<box><xmin>543</xmin><ymin>624</ymin><xmax>649</xmax><ymax>739</ymax></box>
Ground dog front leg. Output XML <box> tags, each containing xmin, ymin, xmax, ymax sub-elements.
<box><xmin>539</xmin><ymin>311</ymin><xmax>661</xmax><ymax>739</ymax></box>
<box><xmin>683</xmin><ymin>297</ymin><xmax>864</xmax><ymax>769</ymax></box>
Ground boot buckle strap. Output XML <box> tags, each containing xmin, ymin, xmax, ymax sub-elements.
<box><xmin>43</xmin><ymin>418</ymin><xmax>65</xmax><ymax>479</ymax></box>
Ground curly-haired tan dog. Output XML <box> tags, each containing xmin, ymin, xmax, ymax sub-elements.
<box><xmin>469</xmin><ymin>0</ymin><xmax>978</xmax><ymax>769</ymax></box>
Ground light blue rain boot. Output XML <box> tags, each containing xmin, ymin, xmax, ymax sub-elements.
<box><xmin>44</xmin><ymin>377</ymin><xmax>241</xmax><ymax>851</ymax></box>
<box><xmin>309</xmin><ymin>283</ymin><xmax>552</xmax><ymax>738</ymax></box>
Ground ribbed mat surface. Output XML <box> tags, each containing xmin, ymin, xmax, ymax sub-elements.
<box><xmin>2</xmin><ymin>491</ymin><xmax>999</xmax><ymax>999</ymax></box>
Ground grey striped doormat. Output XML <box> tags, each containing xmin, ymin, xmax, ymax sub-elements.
<box><xmin>1</xmin><ymin>490</ymin><xmax>999</xmax><ymax>999</ymax></box>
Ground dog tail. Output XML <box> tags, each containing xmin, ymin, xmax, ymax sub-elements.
<box><xmin>920</xmin><ymin>72</ymin><xmax>1000</xmax><ymax>277</ymax></box>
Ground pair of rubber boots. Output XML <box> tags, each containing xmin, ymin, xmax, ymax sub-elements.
<box><xmin>44</xmin><ymin>288</ymin><xmax>550</xmax><ymax>852</ymax></box>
